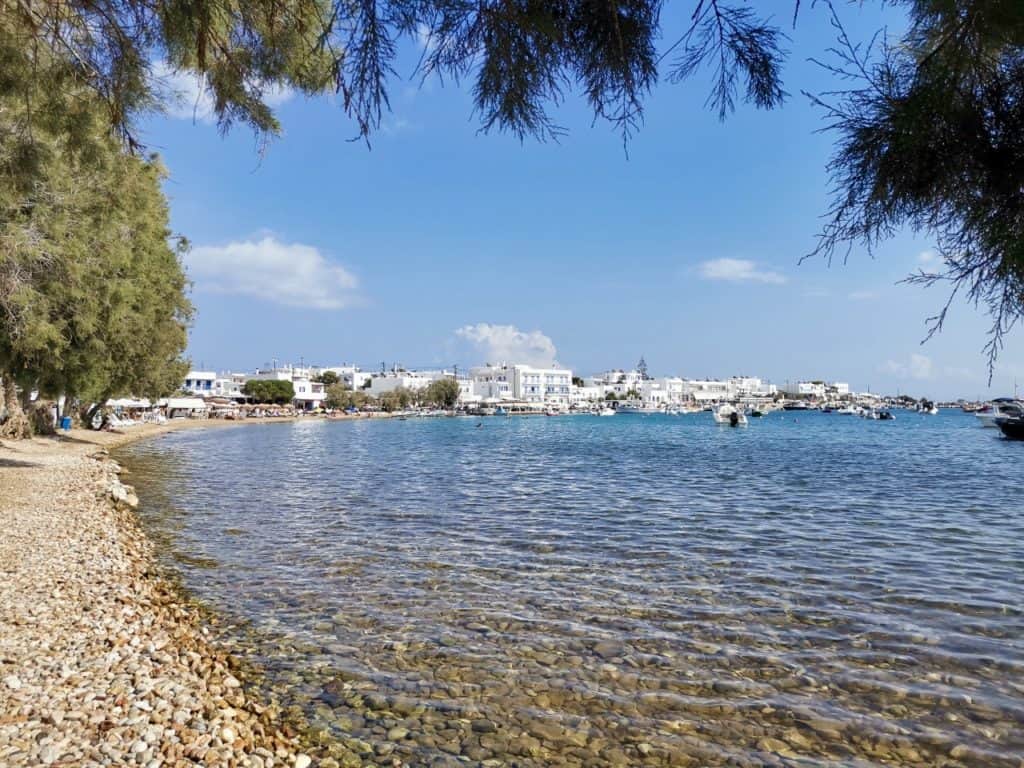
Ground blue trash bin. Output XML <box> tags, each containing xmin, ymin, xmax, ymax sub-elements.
<box><xmin>61</xmin><ymin>416</ymin><xmax>72</xmax><ymax>431</ymax></box>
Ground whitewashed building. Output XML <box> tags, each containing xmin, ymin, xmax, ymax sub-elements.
<box><xmin>182</xmin><ymin>371</ymin><xmax>216</xmax><ymax>396</ymax></box>
<box><xmin>317</xmin><ymin>365</ymin><xmax>372</xmax><ymax>391</ymax></box>
<box><xmin>782</xmin><ymin>381</ymin><xmax>827</xmax><ymax>399</ymax></box>
<box><xmin>470</xmin><ymin>363</ymin><xmax>573</xmax><ymax>406</ymax></box>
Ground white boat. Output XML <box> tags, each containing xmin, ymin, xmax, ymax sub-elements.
<box><xmin>977</xmin><ymin>399</ymin><xmax>1024</xmax><ymax>427</ymax></box>
<box><xmin>597</xmin><ymin>407</ymin><xmax>616</xmax><ymax>416</ymax></box>
<box><xmin>615</xmin><ymin>402</ymin><xmax>663</xmax><ymax>414</ymax></box>
<box><xmin>835</xmin><ymin>406</ymin><xmax>857</xmax><ymax>415</ymax></box>
<box><xmin>712</xmin><ymin>404</ymin><xmax>748</xmax><ymax>426</ymax></box>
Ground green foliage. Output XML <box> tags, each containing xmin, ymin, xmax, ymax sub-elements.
<box><xmin>6</xmin><ymin>0</ymin><xmax>1024</xmax><ymax>370</ymax></box>
<box><xmin>325</xmin><ymin>381</ymin><xmax>372</xmax><ymax>410</ymax></box>
<box><xmin>242</xmin><ymin>379</ymin><xmax>295</xmax><ymax>404</ymax></box>
<box><xmin>572</xmin><ymin>376</ymin><xmax>584</xmax><ymax>387</ymax></box>
<box><xmin>424</xmin><ymin>377</ymin><xmax>460</xmax><ymax>408</ymax></box>
<box><xmin>0</xmin><ymin>41</ymin><xmax>192</xmax><ymax>426</ymax></box>
<box><xmin>315</xmin><ymin>370</ymin><xmax>340</xmax><ymax>386</ymax></box>
<box><xmin>807</xmin><ymin>1</ymin><xmax>1024</xmax><ymax>374</ymax></box>
<box><xmin>604</xmin><ymin>391</ymin><xmax>618</xmax><ymax>401</ymax></box>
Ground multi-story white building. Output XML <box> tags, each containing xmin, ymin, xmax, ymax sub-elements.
<box><xmin>782</xmin><ymin>381</ymin><xmax>827</xmax><ymax>399</ymax></box>
<box><xmin>681</xmin><ymin>379</ymin><xmax>732</xmax><ymax>402</ymax></box>
<box><xmin>827</xmin><ymin>381</ymin><xmax>850</xmax><ymax>397</ymax></box>
<box><xmin>585</xmin><ymin>369</ymin><xmax>643</xmax><ymax>398</ymax></box>
<box><xmin>729</xmin><ymin>376</ymin><xmax>777</xmax><ymax>398</ymax></box>
<box><xmin>470</xmin><ymin>363</ymin><xmax>573</xmax><ymax>406</ymax></box>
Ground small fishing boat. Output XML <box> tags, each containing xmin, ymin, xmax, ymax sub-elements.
<box><xmin>836</xmin><ymin>406</ymin><xmax>857</xmax><ymax>415</ymax></box>
<box><xmin>597</xmin><ymin>407</ymin><xmax>616</xmax><ymax>416</ymax></box>
<box><xmin>876</xmin><ymin>410</ymin><xmax>895</xmax><ymax>421</ymax></box>
<box><xmin>782</xmin><ymin>401</ymin><xmax>810</xmax><ymax>411</ymax></box>
<box><xmin>750</xmin><ymin>409</ymin><xmax>764</xmax><ymax>418</ymax></box>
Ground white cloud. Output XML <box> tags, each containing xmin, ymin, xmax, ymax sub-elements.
<box><xmin>454</xmin><ymin>324</ymin><xmax>558</xmax><ymax>367</ymax></box>
<box><xmin>882</xmin><ymin>353</ymin><xmax>934</xmax><ymax>380</ymax></box>
<box><xmin>918</xmin><ymin>250</ymin><xmax>940</xmax><ymax>266</ymax></box>
<box><xmin>698</xmin><ymin>258</ymin><xmax>786</xmax><ymax>285</ymax></box>
<box><xmin>186</xmin><ymin>237</ymin><xmax>358</xmax><ymax>310</ymax></box>
<box><xmin>151</xmin><ymin>62</ymin><xmax>293</xmax><ymax>124</ymax></box>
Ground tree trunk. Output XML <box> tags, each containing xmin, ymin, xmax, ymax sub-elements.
<box><xmin>0</xmin><ymin>376</ymin><xmax>32</xmax><ymax>439</ymax></box>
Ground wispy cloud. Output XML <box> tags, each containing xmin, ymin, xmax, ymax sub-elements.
<box><xmin>698</xmin><ymin>258</ymin><xmax>786</xmax><ymax>285</ymax></box>
<box><xmin>454</xmin><ymin>324</ymin><xmax>559</xmax><ymax>367</ymax></box>
<box><xmin>882</xmin><ymin>353</ymin><xmax>934</xmax><ymax>380</ymax></box>
<box><xmin>186</xmin><ymin>236</ymin><xmax>359</xmax><ymax>310</ymax></box>
<box><xmin>380</xmin><ymin>116</ymin><xmax>413</xmax><ymax>136</ymax></box>
<box><xmin>151</xmin><ymin>62</ymin><xmax>293</xmax><ymax>124</ymax></box>
<box><xmin>917</xmin><ymin>250</ymin><xmax>940</xmax><ymax>266</ymax></box>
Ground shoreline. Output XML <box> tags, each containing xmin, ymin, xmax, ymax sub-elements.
<box><xmin>0</xmin><ymin>420</ymin><xmax>322</xmax><ymax>767</ymax></box>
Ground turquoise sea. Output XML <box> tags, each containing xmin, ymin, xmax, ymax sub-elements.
<box><xmin>120</xmin><ymin>410</ymin><xmax>1024</xmax><ymax>767</ymax></box>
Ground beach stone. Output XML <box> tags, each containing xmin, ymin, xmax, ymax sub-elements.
<box><xmin>3</xmin><ymin>675</ymin><xmax>22</xmax><ymax>690</ymax></box>
<box><xmin>593</xmin><ymin>641</ymin><xmax>626</xmax><ymax>659</ymax></box>
<box><xmin>294</xmin><ymin>755</ymin><xmax>312</xmax><ymax>768</ymax></box>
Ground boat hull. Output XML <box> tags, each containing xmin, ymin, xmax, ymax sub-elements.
<box><xmin>998</xmin><ymin>419</ymin><xmax>1024</xmax><ymax>440</ymax></box>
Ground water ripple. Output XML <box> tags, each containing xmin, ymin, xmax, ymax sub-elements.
<box><xmin>121</xmin><ymin>412</ymin><xmax>1024</xmax><ymax>767</ymax></box>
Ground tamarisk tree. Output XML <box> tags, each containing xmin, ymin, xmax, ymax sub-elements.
<box><xmin>1</xmin><ymin>37</ymin><xmax>192</xmax><ymax>437</ymax></box>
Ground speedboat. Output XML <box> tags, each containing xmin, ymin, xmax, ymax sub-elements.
<box><xmin>836</xmin><ymin>406</ymin><xmax>857</xmax><ymax>415</ymax></box>
<box><xmin>876</xmin><ymin>410</ymin><xmax>895</xmax><ymax>421</ymax></box>
<box><xmin>615</xmin><ymin>402</ymin><xmax>663</xmax><ymax>414</ymax></box>
<box><xmin>998</xmin><ymin>418</ymin><xmax>1024</xmax><ymax>440</ymax></box>
<box><xmin>977</xmin><ymin>399</ymin><xmax>1023</xmax><ymax>428</ymax></box>
<box><xmin>712</xmin><ymin>404</ymin><xmax>748</xmax><ymax>427</ymax></box>
<box><xmin>782</xmin><ymin>401</ymin><xmax>810</xmax><ymax>411</ymax></box>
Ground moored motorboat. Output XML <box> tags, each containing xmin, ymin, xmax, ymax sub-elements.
<box><xmin>976</xmin><ymin>399</ymin><xmax>1023</xmax><ymax>428</ymax></box>
<box><xmin>597</xmin><ymin>407</ymin><xmax>615</xmax><ymax>416</ymax></box>
<box><xmin>997</xmin><ymin>418</ymin><xmax>1024</xmax><ymax>440</ymax></box>
<box><xmin>712</xmin><ymin>404</ymin><xmax>748</xmax><ymax>426</ymax></box>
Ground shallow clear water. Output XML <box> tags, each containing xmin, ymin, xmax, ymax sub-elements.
<box><xmin>120</xmin><ymin>411</ymin><xmax>1024</xmax><ymax>767</ymax></box>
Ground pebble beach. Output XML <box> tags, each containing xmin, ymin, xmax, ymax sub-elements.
<box><xmin>0</xmin><ymin>424</ymin><xmax>314</xmax><ymax>767</ymax></box>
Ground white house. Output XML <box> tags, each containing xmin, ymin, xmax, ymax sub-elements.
<box><xmin>317</xmin><ymin>365</ymin><xmax>372</xmax><ymax>391</ymax></box>
<box><xmin>247</xmin><ymin>365</ymin><xmax>325</xmax><ymax>409</ymax></box>
<box><xmin>366</xmin><ymin>369</ymin><xmax>455</xmax><ymax>397</ymax></box>
<box><xmin>182</xmin><ymin>371</ymin><xmax>216</xmax><ymax>396</ymax></box>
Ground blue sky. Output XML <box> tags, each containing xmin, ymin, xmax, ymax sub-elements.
<box><xmin>142</xmin><ymin>3</ymin><xmax>1022</xmax><ymax>400</ymax></box>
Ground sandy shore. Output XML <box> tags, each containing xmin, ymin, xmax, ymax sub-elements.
<box><xmin>0</xmin><ymin>421</ymin><xmax>319</xmax><ymax>767</ymax></box>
